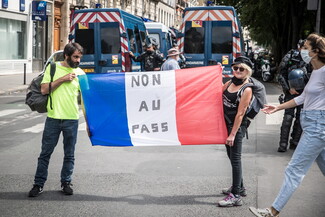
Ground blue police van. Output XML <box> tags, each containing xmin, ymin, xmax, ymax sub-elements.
<box><xmin>70</xmin><ymin>8</ymin><xmax>150</xmax><ymax>73</ymax></box>
<box><xmin>178</xmin><ymin>6</ymin><xmax>244</xmax><ymax>77</ymax></box>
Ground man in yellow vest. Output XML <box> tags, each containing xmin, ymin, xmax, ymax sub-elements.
<box><xmin>28</xmin><ymin>43</ymin><xmax>84</xmax><ymax>197</ymax></box>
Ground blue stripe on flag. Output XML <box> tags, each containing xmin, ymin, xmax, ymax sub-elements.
<box><xmin>79</xmin><ymin>73</ymin><xmax>133</xmax><ymax>146</ymax></box>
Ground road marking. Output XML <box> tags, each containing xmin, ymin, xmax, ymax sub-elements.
<box><xmin>0</xmin><ymin>109</ymin><xmax>26</xmax><ymax>117</ymax></box>
<box><xmin>79</xmin><ymin>122</ymin><xmax>86</xmax><ymax>131</ymax></box>
<box><xmin>20</xmin><ymin>122</ymin><xmax>87</xmax><ymax>134</ymax></box>
<box><xmin>265</xmin><ymin>110</ymin><xmax>284</xmax><ymax>125</ymax></box>
<box><xmin>22</xmin><ymin>123</ymin><xmax>44</xmax><ymax>133</ymax></box>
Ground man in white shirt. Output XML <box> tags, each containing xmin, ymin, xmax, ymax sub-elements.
<box><xmin>161</xmin><ymin>48</ymin><xmax>181</xmax><ymax>71</ymax></box>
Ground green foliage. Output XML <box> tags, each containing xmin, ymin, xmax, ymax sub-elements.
<box><xmin>213</xmin><ymin>0</ymin><xmax>316</xmax><ymax>62</ymax></box>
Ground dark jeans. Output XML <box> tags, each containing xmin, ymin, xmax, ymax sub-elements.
<box><xmin>225</xmin><ymin>121</ymin><xmax>247</xmax><ymax>195</ymax></box>
<box><xmin>34</xmin><ymin>117</ymin><xmax>79</xmax><ymax>187</ymax></box>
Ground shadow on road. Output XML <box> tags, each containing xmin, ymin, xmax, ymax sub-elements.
<box><xmin>0</xmin><ymin>191</ymin><xmax>223</xmax><ymax>205</ymax></box>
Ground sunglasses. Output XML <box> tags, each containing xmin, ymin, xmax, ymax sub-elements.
<box><xmin>232</xmin><ymin>66</ymin><xmax>245</xmax><ymax>72</ymax></box>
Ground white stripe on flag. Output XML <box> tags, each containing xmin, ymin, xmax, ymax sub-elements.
<box><xmin>125</xmin><ymin>70</ymin><xmax>180</xmax><ymax>146</ymax></box>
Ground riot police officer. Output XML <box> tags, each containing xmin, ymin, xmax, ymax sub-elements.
<box><xmin>277</xmin><ymin>39</ymin><xmax>311</xmax><ymax>152</ymax></box>
<box><xmin>129</xmin><ymin>43</ymin><xmax>164</xmax><ymax>71</ymax></box>
<box><xmin>149</xmin><ymin>37</ymin><xmax>164</xmax><ymax>69</ymax></box>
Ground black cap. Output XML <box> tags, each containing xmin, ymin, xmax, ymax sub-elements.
<box><xmin>231</xmin><ymin>56</ymin><xmax>253</xmax><ymax>69</ymax></box>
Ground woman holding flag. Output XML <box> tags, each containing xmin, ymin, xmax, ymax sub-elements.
<box><xmin>219</xmin><ymin>56</ymin><xmax>253</xmax><ymax>207</ymax></box>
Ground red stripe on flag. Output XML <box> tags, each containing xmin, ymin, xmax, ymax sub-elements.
<box><xmin>175</xmin><ymin>66</ymin><xmax>227</xmax><ymax>145</ymax></box>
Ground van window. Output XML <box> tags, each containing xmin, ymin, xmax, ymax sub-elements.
<box><xmin>75</xmin><ymin>28</ymin><xmax>94</xmax><ymax>54</ymax></box>
<box><xmin>166</xmin><ymin>33</ymin><xmax>173</xmax><ymax>48</ymax></box>
<box><xmin>211</xmin><ymin>25</ymin><xmax>232</xmax><ymax>53</ymax></box>
<box><xmin>100</xmin><ymin>25</ymin><xmax>120</xmax><ymax>54</ymax></box>
<box><xmin>134</xmin><ymin>27</ymin><xmax>143</xmax><ymax>53</ymax></box>
<box><xmin>184</xmin><ymin>22</ymin><xmax>205</xmax><ymax>53</ymax></box>
<box><xmin>140</xmin><ymin>31</ymin><xmax>147</xmax><ymax>48</ymax></box>
<box><xmin>149</xmin><ymin>33</ymin><xmax>160</xmax><ymax>49</ymax></box>
<box><xmin>127</xmin><ymin>29</ymin><xmax>136</xmax><ymax>53</ymax></box>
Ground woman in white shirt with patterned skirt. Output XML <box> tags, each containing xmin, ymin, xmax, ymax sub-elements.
<box><xmin>249</xmin><ymin>33</ymin><xmax>325</xmax><ymax>217</ymax></box>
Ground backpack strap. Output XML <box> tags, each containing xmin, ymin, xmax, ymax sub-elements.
<box><xmin>236</xmin><ymin>83</ymin><xmax>251</xmax><ymax>102</ymax></box>
<box><xmin>49</xmin><ymin>62</ymin><xmax>56</xmax><ymax>110</ymax></box>
<box><xmin>237</xmin><ymin>85</ymin><xmax>251</xmax><ymax>139</ymax></box>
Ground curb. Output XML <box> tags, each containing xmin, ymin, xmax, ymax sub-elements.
<box><xmin>0</xmin><ymin>86</ymin><xmax>28</xmax><ymax>96</ymax></box>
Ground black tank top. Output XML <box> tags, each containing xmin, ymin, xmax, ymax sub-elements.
<box><xmin>223</xmin><ymin>88</ymin><xmax>239</xmax><ymax>124</ymax></box>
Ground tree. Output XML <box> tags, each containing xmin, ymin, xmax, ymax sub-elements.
<box><xmin>214</xmin><ymin>0</ymin><xmax>316</xmax><ymax>63</ymax></box>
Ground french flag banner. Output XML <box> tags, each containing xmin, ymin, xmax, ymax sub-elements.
<box><xmin>79</xmin><ymin>65</ymin><xmax>227</xmax><ymax>146</ymax></box>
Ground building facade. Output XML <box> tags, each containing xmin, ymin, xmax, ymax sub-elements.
<box><xmin>0</xmin><ymin>0</ymin><xmax>33</xmax><ymax>75</ymax></box>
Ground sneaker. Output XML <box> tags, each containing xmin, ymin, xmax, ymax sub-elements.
<box><xmin>218</xmin><ymin>193</ymin><xmax>243</xmax><ymax>207</ymax></box>
<box><xmin>249</xmin><ymin>207</ymin><xmax>278</xmax><ymax>217</ymax></box>
<box><xmin>222</xmin><ymin>186</ymin><xmax>247</xmax><ymax>197</ymax></box>
<box><xmin>61</xmin><ymin>182</ymin><xmax>73</xmax><ymax>195</ymax></box>
<box><xmin>28</xmin><ymin>185</ymin><xmax>43</xmax><ymax>197</ymax></box>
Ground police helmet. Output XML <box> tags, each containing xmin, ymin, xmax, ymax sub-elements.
<box><xmin>297</xmin><ymin>39</ymin><xmax>305</xmax><ymax>49</ymax></box>
<box><xmin>149</xmin><ymin>37</ymin><xmax>158</xmax><ymax>47</ymax></box>
<box><xmin>288</xmin><ymin>68</ymin><xmax>305</xmax><ymax>90</ymax></box>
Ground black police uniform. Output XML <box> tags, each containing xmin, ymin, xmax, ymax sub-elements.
<box><xmin>131</xmin><ymin>50</ymin><xmax>164</xmax><ymax>71</ymax></box>
<box><xmin>277</xmin><ymin>49</ymin><xmax>311</xmax><ymax>152</ymax></box>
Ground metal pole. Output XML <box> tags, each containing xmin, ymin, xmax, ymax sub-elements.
<box><xmin>316</xmin><ymin>0</ymin><xmax>321</xmax><ymax>33</ymax></box>
<box><xmin>23</xmin><ymin>63</ymin><xmax>26</xmax><ymax>85</ymax></box>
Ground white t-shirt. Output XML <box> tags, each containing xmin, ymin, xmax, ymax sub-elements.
<box><xmin>294</xmin><ymin>65</ymin><xmax>325</xmax><ymax>110</ymax></box>
<box><xmin>161</xmin><ymin>58</ymin><xmax>180</xmax><ymax>71</ymax></box>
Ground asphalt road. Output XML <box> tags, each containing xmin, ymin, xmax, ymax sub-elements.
<box><xmin>0</xmin><ymin>82</ymin><xmax>324</xmax><ymax>217</ymax></box>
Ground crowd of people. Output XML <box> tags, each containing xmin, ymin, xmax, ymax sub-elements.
<box><xmin>27</xmin><ymin>33</ymin><xmax>325</xmax><ymax>217</ymax></box>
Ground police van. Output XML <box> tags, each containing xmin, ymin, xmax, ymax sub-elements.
<box><xmin>144</xmin><ymin>22</ymin><xmax>173</xmax><ymax>58</ymax></box>
<box><xmin>178</xmin><ymin>6</ymin><xmax>244</xmax><ymax>77</ymax></box>
<box><xmin>70</xmin><ymin>8</ymin><xmax>150</xmax><ymax>73</ymax></box>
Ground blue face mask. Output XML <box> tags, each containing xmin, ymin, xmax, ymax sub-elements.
<box><xmin>300</xmin><ymin>49</ymin><xmax>312</xmax><ymax>64</ymax></box>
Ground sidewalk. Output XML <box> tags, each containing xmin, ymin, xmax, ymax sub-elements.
<box><xmin>0</xmin><ymin>72</ymin><xmax>39</xmax><ymax>95</ymax></box>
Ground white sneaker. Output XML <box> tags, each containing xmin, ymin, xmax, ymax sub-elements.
<box><xmin>218</xmin><ymin>193</ymin><xmax>243</xmax><ymax>207</ymax></box>
<box><xmin>249</xmin><ymin>207</ymin><xmax>278</xmax><ymax>217</ymax></box>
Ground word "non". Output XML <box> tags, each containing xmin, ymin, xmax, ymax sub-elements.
<box><xmin>131</xmin><ymin>74</ymin><xmax>161</xmax><ymax>87</ymax></box>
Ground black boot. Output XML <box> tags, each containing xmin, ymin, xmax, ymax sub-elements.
<box><xmin>278</xmin><ymin>114</ymin><xmax>293</xmax><ymax>152</ymax></box>
<box><xmin>290</xmin><ymin>119</ymin><xmax>302</xmax><ymax>150</ymax></box>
